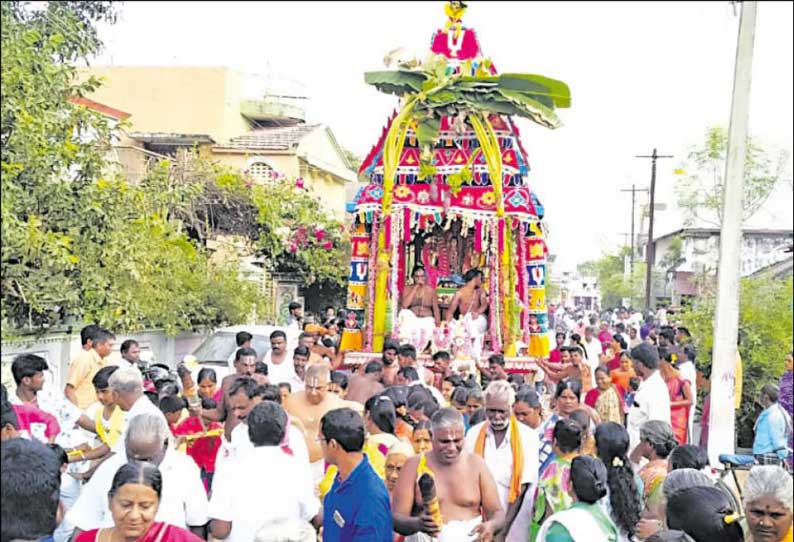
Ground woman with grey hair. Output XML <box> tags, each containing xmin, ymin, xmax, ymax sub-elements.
<box><xmin>743</xmin><ymin>465</ymin><xmax>793</xmax><ymax>542</ymax></box>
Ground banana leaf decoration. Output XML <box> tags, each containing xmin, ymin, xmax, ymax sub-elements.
<box><xmin>364</xmin><ymin>67</ymin><xmax>571</xmax><ymax>130</ymax></box>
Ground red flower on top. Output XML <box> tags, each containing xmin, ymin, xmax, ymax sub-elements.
<box><xmin>323</xmin><ymin>241</ymin><xmax>333</xmax><ymax>250</ymax></box>
<box><xmin>315</xmin><ymin>229</ymin><xmax>326</xmax><ymax>241</ymax></box>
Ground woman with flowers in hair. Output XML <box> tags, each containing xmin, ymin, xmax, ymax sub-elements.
<box><xmin>595</xmin><ymin>422</ymin><xmax>643</xmax><ymax>542</ymax></box>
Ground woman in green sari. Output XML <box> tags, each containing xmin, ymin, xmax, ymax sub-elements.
<box><xmin>537</xmin><ymin>455</ymin><xmax>619</xmax><ymax>542</ymax></box>
<box><xmin>530</xmin><ymin>419</ymin><xmax>584</xmax><ymax>541</ymax></box>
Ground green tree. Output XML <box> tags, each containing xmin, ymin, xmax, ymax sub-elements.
<box><xmin>675</xmin><ymin>126</ymin><xmax>789</xmax><ymax>227</ymax></box>
<box><xmin>188</xmin><ymin>166</ymin><xmax>350</xmax><ymax>287</ymax></box>
<box><xmin>1</xmin><ymin>2</ymin><xmax>262</xmax><ymax>335</ymax></box>
<box><xmin>577</xmin><ymin>246</ymin><xmax>644</xmax><ymax>308</ymax></box>
<box><xmin>2</xmin><ymin>1</ymin><xmax>117</xmax><ymax>330</ymax></box>
<box><xmin>678</xmin><ymin>276</ymin><xmax>793</xmax><ymax>447</ymax></box>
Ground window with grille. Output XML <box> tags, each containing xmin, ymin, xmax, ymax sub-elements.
<box><xmin>249</xmin><ymin>162</ymin><xmax>276</xmax><ymax>184</ymax></box>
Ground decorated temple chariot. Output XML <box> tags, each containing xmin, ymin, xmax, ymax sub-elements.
<box><xmin>339</xmin><ymin>1</ymin><xmax>570</xmax><ymax>373</ymax></box>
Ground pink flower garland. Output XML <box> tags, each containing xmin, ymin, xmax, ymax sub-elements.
<box><xmin>365</xmin><ymin>214</ymin><xmax>380</xmax><ymax>351</ymax></box>
<box><xmin>518</xmin><ymin>223</ymin><xmax>530</xmax><ymax>345</ymax></box>
<box><xmin>489</xmin><ymin>219</ymin><xmax>501</xmax><ymax>354</ymax></box>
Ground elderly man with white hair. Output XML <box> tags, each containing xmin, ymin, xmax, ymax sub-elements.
<box><xmin>743</xmin><ymin>465</ymin><xmax>793</xmax><ymax>542</ymax></box>
<box><xmin>463</xmin><ymin>380</ymin><xmax>539</xmax><ymax>542</ymax></box>
<box><xmin>65</xmin><ymin>413</ymin><xmax>209</xmax><ymax>540</ymax></box>
<box><xmin>107</xmin><ymin>366</ymin><xmax>168</xmax><ymax>457</ymax></box>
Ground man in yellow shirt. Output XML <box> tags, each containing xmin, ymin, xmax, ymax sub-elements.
<box><xmin>65</xmin><ymin>328</ymin><xmax>114</xmax><ymax>410</ymax></box>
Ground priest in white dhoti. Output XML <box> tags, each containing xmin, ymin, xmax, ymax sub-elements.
<box><xmin>398</xmin><ymin>266</ymin><xmax>441</xmax><ymax>351</ymax></box>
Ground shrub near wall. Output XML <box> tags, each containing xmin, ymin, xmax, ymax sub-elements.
<box><xmin>679</xmin><ymin>276</ymin><xmax>793</xmax><ymax>447</ymax></box>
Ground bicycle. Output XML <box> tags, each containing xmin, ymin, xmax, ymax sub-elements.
<box><xmin>716</xmin><ymin>451</ymin><xmax>755</xmax><ymax>513</ymax></box>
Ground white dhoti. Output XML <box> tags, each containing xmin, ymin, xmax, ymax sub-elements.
<box><xmin>398</xmin><ymin>309</ymin><xmax>436</xmax><ymax>351</ymax></box>
<box><xmin>405</xmin><ymin>516</ymin><xmax>483</xmax><ymax>542</ymax></box>
<box><xmin>450</xmin><ymin>313</ymin><xmax>488</xmax><ymax>360</ymax></box>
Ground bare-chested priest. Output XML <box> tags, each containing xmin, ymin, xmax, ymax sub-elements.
<box><xmin>398</xmin><ymin>266</ymin><xmax>441</xmax><ymax>351</ymax></box>
<box><xmin>445</xmin><ymin>268</ymin><xmax>488</xmax><ymax>361</ymax></box>
<box><xmin>284</xmin><ymin>364</ymin><xmax>362</xmax><ymax>482</ymax></box>
<box><xmin>393</xmin><ymin>408</ymin><xmax>505</xmax><ymax>542</ymax></box>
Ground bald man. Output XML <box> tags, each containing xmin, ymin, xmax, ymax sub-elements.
<box><xmin>284</xmin><ymin>364</ymin><xmax>362</xmax><ymax>482</ymax></box>
<box><xmin>393</xmin><ymin>408</ymin><xmax>505</xmax><ymax>542</ymax></box>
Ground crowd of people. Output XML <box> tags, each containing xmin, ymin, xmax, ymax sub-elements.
<box><xmin>1</xmin><ymin>310</ymin><xmax>792</xmax><ymax>542</ymax></box>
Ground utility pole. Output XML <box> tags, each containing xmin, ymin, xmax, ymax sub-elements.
<box><xmin>708</xmin><ymin>1</ymin><xmax>757</xmax><ymax>468</ymax></box>
<box><xmin>636</xmin><ymin>149</ymin><xmax>673</xmax><ymax>309</ymax></box>
<box><xmin>620</xmin><ymin>185</ymin><xmax>649</xmax><ymax>273</ymax></box>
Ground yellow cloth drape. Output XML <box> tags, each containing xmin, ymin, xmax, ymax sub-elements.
<box><xmin>473</xmin><ymin>417</ymin><xmax>524</xmax><ymax>504</ymax></box>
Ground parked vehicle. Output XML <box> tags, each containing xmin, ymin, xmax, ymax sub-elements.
<box><xmin>189</xmin><ymin>325</ymin><xmax>294</xmax><ymax>382</ymax></box>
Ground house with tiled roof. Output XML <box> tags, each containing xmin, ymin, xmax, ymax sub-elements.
<box><xmin>75</xmin><ymin>66</ymin><xmax>356</xmax><ymax>219</ymax></box>
<box><xmin>212</xmin><ymin>123</ymin><xmax>356</xmax><ymax>219</ymax></box>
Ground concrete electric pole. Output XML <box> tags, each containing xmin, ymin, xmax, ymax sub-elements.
<box><xmin>708</xmin><ymin>1</ymin><xmax>757</xmax><ymax>467</ymax></box>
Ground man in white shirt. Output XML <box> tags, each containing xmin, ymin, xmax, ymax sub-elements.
<box><xmin>224</xmin><ymin>378</ymin><xmax>309</xmax><ymax>469</ymax></box>
<box><xmin>627</xmin><ymin>343</ymin><xmax>671</xmax><ymax>458</ymax></box>
<box><xmin>464</xmin><ymin>381</ymin><xmax>538</xmax><ymax>542</ymax></box>
<box><xmin>582</xmin><ymin>326</ymin><xmax>602</xmax><ymax>380</ymax></box>
<box><xmin>226</xmin><ymin>331</ymin><xmax>254</xmax><ymax>371</ymax></box>
<box><xmin>677</xmin><ymin>344</ymin><xmax>698</xmax><ymax>444</ymax></box>
<box><xmin>286</xmin><ymin>301</ymin><xmax>303</xmax><ymax>331</ymax></box>
<box><xmin>108</xmin><ymin>367</ymin><xmax>168</xmax><ymax>457</ymax></box>
<box><xmin>66</xmin><ymin>413</ymin><xmax>208</xmax><ymax>539</ymax></box>
<box><xmin>209</xmin><ymin>401</ymin><xmax>320</xmax><ymax>542</ymax></box>
<box><xmin>116</xmin><ymin>339</ymin><xmax>143</xmax><ymax>375</ymax></box>
<box><xmin>264</xmin><ymin>330</ymin><xmax>299</xmax><ymax>386</ymax></box>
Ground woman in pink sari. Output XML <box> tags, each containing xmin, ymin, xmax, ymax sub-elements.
<box><xmin>75</xmin><ymin>461</ymin><xmax>204</xmax><ymax>542</ymax></box>
<box><xmin>584</xmin><ymin>367</ymin><xmax>626</xmax><ymax>425</ymax></box>
<box><xmin>660</xmin><ymin>351</ymin><xmax>694</xmax><ymax>445</ymax></box>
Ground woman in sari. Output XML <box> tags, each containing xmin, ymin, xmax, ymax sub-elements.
<box><xmin>513</xmin><ymin>388</ymin><xmax>544</xmax><ymax>430</ymax></box>
<box><xmin>602</xmin><ymin>335</ymin><xmax>628</xmax><ymax>372</ymax></box>
<box><xmin>530</xmin><ymin>419</ymin><xmax>584</xmax><ymax>541</ymax></box>
<box><xmin>659</xmin><ymin>352</ymin><xmax>693</xmax><ymax>445</ymax></box>
<box><xmin>584</xmin><ymin>367</ymin><xmax>625</xmax><ymax>425</ymax></box>
<box><xmin>744</xmin><ymin>465</ymin><xmax>793</xmax><ymax>542</ymax></box>
<box><xmin>410</xmin><ymin>420</ymin><xmax>433</xmax><ymax>455</ymax></box>
<box><xmin>75</xmin><ymin>461</ymin><xmax>204</xmax><ymax>542</ymax></box>
<box><xmin>595</xmin><ymin>423</ymin><xmax>643</xmax><ymax>542</ymax></box>
<box><xmin>537</xmin><ymin>455</ymin><xmax>619</xmax><ymax>542</ymax></box>
<box><xmin>630</xmin><ymin>420</ymin><xmax>678</xmax><ymax>502</ymax></box>
<box><xmin>609</xmin><ymin>352</ymin><xmax>636</xmax><ymax>397</ymax></box>
<box><xmin>538</xmin><ymin>379</ymin><xmax>584</xmax><ymax>476</ymax></box>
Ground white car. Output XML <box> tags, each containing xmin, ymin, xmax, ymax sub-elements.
<box><xmin>189</xmin><ymin>324</ymin><xmax>297</xmax><ymax>383</ymax></box>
